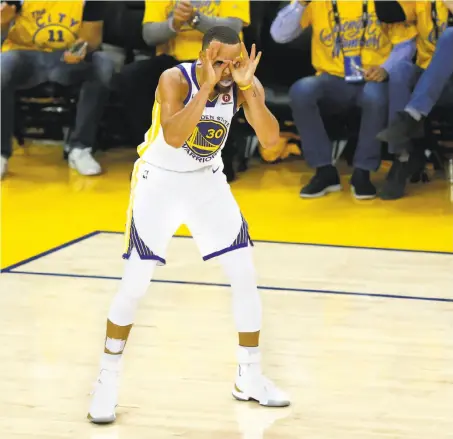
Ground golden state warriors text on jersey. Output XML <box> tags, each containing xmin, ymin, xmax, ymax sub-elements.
<box><xmin>138</xmin><ymin>62</ymin><xmax>238</xmax><ymax>172</ymax></box>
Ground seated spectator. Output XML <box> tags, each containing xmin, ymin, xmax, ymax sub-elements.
<box><xmin>1</xmin><ymin>0</ymin><xmax>115</xmax><ymax>179</ymax></box>
<box><xmin>117</xmin><ymin>0</ymin><xmax>250</xmax><ymax>146</ymax></box>
<box><xmin>377</xmin><ymin>0</ymin><xmax>453</xmax><ymax>199</ymax></box>
<box><xmin>271</xmin><ymin>0</ymin><xmax>416</xmax><ymax>200</ymax></box>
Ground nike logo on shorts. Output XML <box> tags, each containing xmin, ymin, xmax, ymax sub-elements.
<box><xmin>212</xmin><ymin>167</ymin><xmax>220</xmax><ymax>174</ymax></box>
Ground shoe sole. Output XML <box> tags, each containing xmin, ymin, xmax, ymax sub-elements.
<box><xmin>68</xmin><ymin>159</ymin><xmax>102</xmax><ymax>176</ymax></box>
<box><xmin>232</xmin><ymin>388</ymin><xmax>291</xmax><ymax>408</ymax></box>
<box><xmin>300</xmin><ymin>184</ymin><xmax>341</xmax><ymax>199</ymax></box>
<box><xmin>351</xmin><ymin>187</ymin><xmax>376</xmax><ymax>200</ymax></box>
<box><xmin>87</xmin><ymin>412</ymin><xmax>116</xmax><ymax>424</ymax></box>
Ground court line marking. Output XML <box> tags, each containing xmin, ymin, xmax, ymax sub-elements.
<box><xmin>2</xmin><ymin>229</ymin><xmax>452</xmax><ymax>274</ymax></box>
<box><xmin>100</xmin><ymin>230</ymin><xmax>453</xmax><ymax>256</ymax></box>
<box><xmin>5</xmin><ymin>269</ymin><xmax>453</xmax><ymax>303</ymax></box>
<box><xmin>0</xmin><ymin>231</ymin><xmax>101</xmax><ymax>273</ymax></box>
<box><xmin>2</xmin><ymin>230</ymin><xmax>452</xmax><ymax>304</ymax></box>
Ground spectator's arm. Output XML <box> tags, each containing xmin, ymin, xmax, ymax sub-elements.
<box><xmin>1</xmin><ymin>2</ymin><xmax>18</xmax><ymax>36</ymax></box>
<box><xmin>142</xmin><ymin>0</ymin><xmax>176</xmax><ymax>46</ymax></box>
<box><xmin>142</xmin><ymin>21</ymin><xmax>176</xmax><ymax>47</ymax></box>
<box><xmin>79</xmin><ymin>1</ymin><xmax>104</xmax><ymax>51</ymax></box>
<box><xmin>381</xmin><ymin>38</ymin><xmax>416</xmax><ymax>73</ymax></box>
<box><xmin>195</xmin><ymin>15</ymin><xmax>243</xmax><ymax>34</ymax></box>
<box><xmin>442</xmin><ymin>0</ymin><xmax>453</xmax><ymax>13</ymax></box>
<box><xmin>270</xmin><ymin>1</ymin><xmax>307</xmax><ymax>44</ymax></box>
<box><xmin>142</xmin><ymin>15</ymin><xmax>244</xmax><ymax>47</ymax></box>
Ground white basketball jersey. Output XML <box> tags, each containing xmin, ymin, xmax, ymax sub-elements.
<box><xmin>137</xmin><ymin>62</ymin><xmax>238</xmax><ymax>172</ymax></box>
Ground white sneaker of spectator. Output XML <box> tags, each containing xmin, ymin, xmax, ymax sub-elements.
<box><xmin>0</xmin><ymin>156</ymin><xmax>8</xmax><ymax>180</ymax></box>
<box><xmin>68</xmin><ymin>148</ymin><xmax>102</xmax><ymax>176</ymax></box>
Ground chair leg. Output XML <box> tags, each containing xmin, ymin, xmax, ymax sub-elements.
<box><xmin>63</xmin><ymin>126</ymin><xmax>71</xmax><ymax>160</ymax></box>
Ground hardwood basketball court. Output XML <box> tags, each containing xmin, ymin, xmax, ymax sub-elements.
<box><xmin>1</xmin><ymin>144</ymin><xmax>453</xmax><ymax>438</ymax></box>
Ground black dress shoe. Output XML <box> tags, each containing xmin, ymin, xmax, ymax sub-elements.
<box><xmin>376</xmin><ymin>111</ymin><xmax>425</xmax><ymax>145</ymax></box>
<box><xmin>350</xmin><ymin>169</ymin><xmax>376</xmax><ymax>200</ymax></box>
<box><xmin>300</xmin><ymin>165</ymin><xmax>341</xmax><ymax>198</ymax></box>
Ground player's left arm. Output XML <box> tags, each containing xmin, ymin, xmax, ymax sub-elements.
<box><xmin>231</xmin><ymin>42</ymin><xmax>280</xmax><ymax>149</ymax></box>
<box><xmin>239</xmin><ymin>78</ymin><xmax>280</xmax><ymax>150</ymax></box>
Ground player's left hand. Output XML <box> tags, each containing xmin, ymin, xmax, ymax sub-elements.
<box><xmin>229</xmin><ymin>42</ymin><xmax>262</xmax><ymax>89</ymax></box>
<box><xmin>364</xmin><ymin>66</ymin><xmax>388</xmax><ymax>82</ymax></box>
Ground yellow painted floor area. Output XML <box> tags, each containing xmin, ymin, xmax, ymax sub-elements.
<box><xmin>1</xmin><ymin>142</ymin><xmax>452</xmax><ymax>269</ymax></box>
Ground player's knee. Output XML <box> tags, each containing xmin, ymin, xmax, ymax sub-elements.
<box><xmin>220</xmin><ymin>247</ymin><xmax>256</xmax><ymax>282</ymax></box>
<box><xmin>118</xmin><ymin>251</ymin><xmax>157</xmax><ymax>300</ymax></box>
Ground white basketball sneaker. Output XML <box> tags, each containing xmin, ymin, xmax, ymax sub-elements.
<box><xmin>68</xmin><ymin>147</ymin><xmax>102</xmax><ymax>176</ymax></box>
<box><xmin>232</xmin><ymin>347</ymin><xmax>290</xmax><ymax>407</ymax></box>
<box><xmin>88</xmin><ymin>362</ymin><xmax>119</xmax><ymax>424</ymax></box>
<box><xmin>1</xmin><ymin>156</ymin><xmax>8</xmax><ymax>180</ymax></box>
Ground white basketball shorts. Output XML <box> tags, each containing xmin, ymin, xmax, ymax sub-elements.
<box><xmin>122</xmin><ymin>159</ymin><xmax>253</xmax><ymax>265</ymax></box>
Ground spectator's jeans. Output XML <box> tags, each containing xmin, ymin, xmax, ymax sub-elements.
<box><xmin>289</xmin><ymin>73</ymin><xmax>388</xmax><ymax>171</ymax></box>
<box><xmin>389</xmin><ymin>27</ymin><xmax>453</xmax><ymax>136</ymax></box>
<box><xmin>1</xmin><ymin>50</ymin><xmax>115</xmax><ymax>159</ymax></box>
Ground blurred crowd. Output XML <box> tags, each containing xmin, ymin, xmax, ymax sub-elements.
<box><xmin>1</xmin><ymin>0</ymin><xmax>452</xmax><ymax>201</ymax></box>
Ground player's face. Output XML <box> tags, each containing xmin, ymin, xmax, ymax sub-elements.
<box><xmin>211</xmin><ymin>42</ymin><xmax>242</xmax><ymax>93</ymax></box>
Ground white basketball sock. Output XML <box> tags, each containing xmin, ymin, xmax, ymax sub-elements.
<box><xmin>219</xmin><ymin>246</ymin><xmax>262</xmax><ymax>339</ymax></box>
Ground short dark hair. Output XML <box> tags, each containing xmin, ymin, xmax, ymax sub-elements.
<box><xmin>202</xmin><ymin>26</ymin><xmax>241</xmax><ymax>50</ymax></box>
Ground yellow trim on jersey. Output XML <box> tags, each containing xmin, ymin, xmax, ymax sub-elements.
<box><xmin>137</xmin><ymin>101</ymin><xmax>161</xmax><ymax>157</ymax></box>
<box><xmin>123</xmin><ymin>159</ymin><xmax>144</xmax><ymax>254</ymax></box>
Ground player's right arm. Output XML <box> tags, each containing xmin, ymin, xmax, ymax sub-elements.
<box><xmin>157</xmin><ymin>42</ymin><xmax>227</xmax><ymax>148</ymax></box>
<box><xmin>157</xmin><ymin>69</ymin><xmax>212</xmax><ymax>149</ymax></box>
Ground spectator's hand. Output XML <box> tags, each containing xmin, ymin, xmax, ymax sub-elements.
<box><xmin>364</xmin><ymin>66</ymin><xmax>388</xmax><ymax>82</ymax></box>
<box><xmin>229</xmin><ymin>42</ymin><xmax>262</xmax><ymax>88</ymax></box>
<box><xmin>172</xmin><ymin>0</ymin><xmax>194</xmax><ymax>31</ymax></box>
<box><xmin>441</xmin><ymin>0</ymin><xmax>453</xmax><ymax>13</ymax></box>
<box><xmin>63</xmin><ymin>40</ymin><xmax>87</xmax><ymax>64</ymax></box>
<box><xmin>201</xmin><ymin>41</ymin><xmax>228</xmax><ymax>89</ymax></box>
<box><xmin>1</xmin><ymin>2</ymin><xmax>16</xmax><ymax>25</ymax></box>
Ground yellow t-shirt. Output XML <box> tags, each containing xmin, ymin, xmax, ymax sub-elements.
<box><xmin>301</xmin><ymin>0</ymin><xmax>417</xmax><ymax>77</ymax></box>
<box><xmin>399</xmin><ymin>0</ymin><xmax>450</xmax><ymax>69</ymax></box>
<box><xmin>2</xmin><ymin>1</ymin><xmax>85</xmax><ymax>52</ymax></box>
<box><xmin>143</xmin><ymin>0</ymin><xmax>250</xmax><ymax>61</ymax></box>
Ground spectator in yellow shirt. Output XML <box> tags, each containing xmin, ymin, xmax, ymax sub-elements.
<box><xmin>0</xmin><ymin>1</ymin><xmax>115</xmax><ymax>179</ymax></box>
<box><xmin>271</xmin><ymin>0</ymin><xmax>416</xmax><ymax>200</ymax></box>
<box><xmin>117</xmin><ymin>0</ymin><xmax>250</xmax><ymax>146</ymax></box>
<box><xmin>377</xmin><ymin>0</ymin><xmax>453</xmax><ymax>199</ymax></box>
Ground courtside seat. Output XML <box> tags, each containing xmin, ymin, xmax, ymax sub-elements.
<box><xmin>14</xmin><ymin>82</ymin><xmax>78</xmax><ymax>148</ymax></box>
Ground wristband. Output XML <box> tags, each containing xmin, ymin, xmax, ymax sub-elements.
<box><xmin>238</xmin><ymin>83</ymin><xmax>253</xmax><ymax>91</ymax></box>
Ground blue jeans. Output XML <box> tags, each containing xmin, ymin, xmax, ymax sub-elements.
<box><xmin>289</xmin><ymin>73</ymin><xmax>388</xmax><ymax>171</ymax></box>
<box><xmin>1</xmin><ymin>50</ymin><xmax>115</xmax><ymax>159</ymax></box>
<box><xmin>389</xmin><ymin>27</ymin><xmax>453</xmax><ymax>140</ymax></box>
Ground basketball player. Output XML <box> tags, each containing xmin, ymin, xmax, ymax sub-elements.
<box><xmin>88</xmin><ymin>26</ymin><xmax>289</xmax><ymax>424</ymax></box>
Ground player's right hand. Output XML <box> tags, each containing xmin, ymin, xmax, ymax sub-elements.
<box><xmin>0</xmin><ymin>2</ymin><xmax>17</xmax><ymax>25</ymax></box>
<box><xmin>200</xmin><ymin>41</ymin><xmax>228</xmax><ymax>89</ymax></box>
<box><xmin>172</xmin><ymin>0</ymin><xmax>194</xmax><ymax>31</ymax></box>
